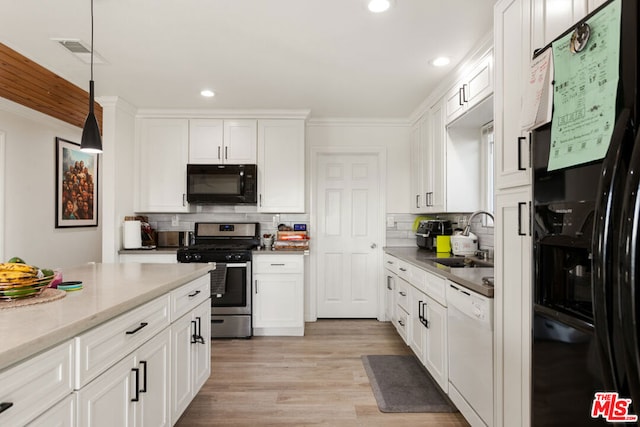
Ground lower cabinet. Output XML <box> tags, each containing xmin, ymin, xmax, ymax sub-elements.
<box><xmin>171</xmin><ymin>300</ymin><xmax>211</xmax><ymax>424</ymax></box>
<box><xmin>252</xmin><ymin>254</ymin><xmax>304</xmax><ymax>336</ymax></box>
<box><xmin>27</xmin><ymin>394</ymin><xmax>76</xmax><ymax>427</ymax></box>
<box><xmin>386</xmin><ymin>253</ymin><xmax>449</xmax><ymax>394</ymax></box>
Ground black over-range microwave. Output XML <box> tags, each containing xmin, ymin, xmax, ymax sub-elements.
<box><xmin>186</xmin><ymin>164</ymin><xmax>257</xmax><ymax>204</ymax></box>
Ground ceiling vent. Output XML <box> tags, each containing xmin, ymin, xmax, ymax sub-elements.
<box><xmin>52</xmin><ymin>38</ymin><xmax>106</xmax><ymax>64</ymax></box>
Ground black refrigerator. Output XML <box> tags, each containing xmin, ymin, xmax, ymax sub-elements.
<box><xmin>532</xmin><ymin>0</ymin><xmax>640</xmax><ymax>425</ymax></box>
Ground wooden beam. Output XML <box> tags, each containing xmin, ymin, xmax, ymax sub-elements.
<box><xmin>0</xmin><ymin>43</ymin><xmax>103</xmax><ymax>131</ymax></box>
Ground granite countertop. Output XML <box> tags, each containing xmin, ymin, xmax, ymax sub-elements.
<box><xmin>384</xmin><ymin>247</ymin><xmax>494</xmax><ymax>298</ymax></box>
<box><xmin>0</xmin><ymin>262</ymin><xmax>212</xmax><ymax>371</ymax></box>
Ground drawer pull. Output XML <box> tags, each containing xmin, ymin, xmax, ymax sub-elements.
<box><xmin>399</xmin><ymin>291</ymin><xmax>407</xmax><ymax>297</ymax></box>
<box><xmin>398</xmin><ymin>319</ymin><xmax>405</xmax><ymax>327</ymax></box>
<box><xmin>399</xmin><ymin>267</ymin><xmax>407</xmax><ymax>272</ymax></box>
<box><xmin>0</xmin><ymin>402</ymin><xmax>13</xmax><ymax>414</ymax></box>
<box><xmin>140</xmin><ymin>361</ymin><xmax>148</xmax><ymax>393</ymax></box>
<box><xmin>125</xmin><ymin>322</ymin><xmax>148</xmax><ymax>335</ymax></box>
<box><xmin>131</xmin><ymin>368</ymin><xmax>140</xmax><ymax>402</ymax></box>
<box><xmin>188</xmin><ymin>290</ymin><xmax>201</xmax><ymax>298</ymax></box>
<box><xmin>270</xmin><ymin>263</ymin><xmax>286</xmax><ymax>266</ymax></box>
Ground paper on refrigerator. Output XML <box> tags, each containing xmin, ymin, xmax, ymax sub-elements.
<box><xmin>521</xmin><ymin>48</ymin><xmax>554</xmax><ymax>132</ymax></box>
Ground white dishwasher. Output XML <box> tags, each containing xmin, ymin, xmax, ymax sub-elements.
<box><xmin>447</xmin><ymin>281</ymin><xmax>494</xmax><ymax>427</ymax></box>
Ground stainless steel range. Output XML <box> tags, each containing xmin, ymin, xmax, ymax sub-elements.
<box><xmin>177</xmin><ymin>222</ymin><xmax>260</xmax><ymax>338</ymax></box>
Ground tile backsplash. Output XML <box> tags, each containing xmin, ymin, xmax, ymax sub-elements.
<box><xmin>385</xmin><ymin>212</ymin><xmax>494</xmax><ymax>251</ymax></box>
<box><xmin>138</xmin><ymin>206</ymin><xmax>493</xmax><ymax>253</ymax></box>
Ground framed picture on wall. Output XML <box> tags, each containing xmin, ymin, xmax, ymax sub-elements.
<box><xmin>55</xmin><ymin>137</ymin><xmax>99</xmax><ymax>228</ymax></box>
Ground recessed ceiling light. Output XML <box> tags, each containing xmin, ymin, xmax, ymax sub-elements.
<box><xmin>200</xmin><ymin>90</ymin><xmax>215</xmax><ymax>97</ymax></box>
<box><xmin>368</xmin><ymin>0</ymin><xmax>391</xmax><ymax>13</ymax></box>
<box><xmin>431</xmin><ymin>57</ymin><xmax>451</xmax><ymax>67</ymax></box>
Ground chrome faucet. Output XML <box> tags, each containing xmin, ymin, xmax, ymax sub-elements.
<box><xmin>462</xmin><ymin>210</ymin><xmax>494</xmax><ymax>236</ymax></box>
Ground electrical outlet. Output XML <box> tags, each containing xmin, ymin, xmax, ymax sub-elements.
<box><xmin>171</xmin><ymin>215</ymin><xmax>179</xmax><ymax>227</ymax></box>
<box><xmin>386</xmin><ymin>216</ymin><xmax>395</xmax><ymax>227</ymax></box>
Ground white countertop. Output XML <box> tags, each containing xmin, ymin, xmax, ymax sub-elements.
<box><xmin>0</xmin><ymin>262</ymin><xmax>212</xmax><ymax>371</ymax></box>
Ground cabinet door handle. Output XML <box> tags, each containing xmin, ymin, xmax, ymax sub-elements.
<box><xmin>517</xmin><ymin>136</ymin><xmax>527</xmax><ymax>171</ymax></box>
<box><xmin>459</xmin><ymin>87</ymin><xmax>464</xmax><ymax>106</ymax></box>
<box><xmin>182</xmin><ymin>193</ymin><xmax>186</xmax><ymax>207</ymax></box>
<box><xmin>255</xmin><ymin>279</ymin><xmax>258</xmax><ymax>294</ymax></box>
<box><xmin>217</xmin><ymin>146</ymin><xmax>221</xmax><ymax>160</ymax></box>
<box><xmin>126</xmin><ymin>322</ymin><xmax>148</xmax><ymax>335</ymax></box>
<box><xmin>462</xmin><ymin>83</ymin><xmax>469</xmax><ymax>103</ymax></box>
<box><xmin>225</xmin><ymin>146</ymin><xmax>228</xmax><ymax>160</ymax></box>
<box><xmin>188</xmin><ymin>290</ymin><xmax>201</xmax><ymax>298</ymax></box>
<box><xmin>260</xmin><ymin>194</ymin><xmax>263</xmax><ymax>207</ymax></box>
<box><xmin>387</xmin><ymin>276</ymin><xmax>393</xmax><ymax>290</ymax></box>
<box><xmin>517</xmin><ymin>202</ymin><xmax>526</xmax><ymax>236</ymax></box>
<box><xmin>191</xmin><ymin>320</ymin><xmax>198</xmax><ymax>344</ymax></box>
<box><xmin>196</xmin><ymin>317</ymin><xmax>205</xmax><ymax>344</ymax></box>
<box><xmin>139</xmin><ymin>361</ymin><xmax>148</xmax><ymax>393</ymax></box>
<box><xmin>416</xmin><ymin>194</ymin><xmax>420</xmax><ymax>208</ymax></box>
<box><xmin>0</xmin><ymin>402</ymin><xmax>13</xmax><ymax>414</ymax></box>
<box><xmin>398</xmin><ymin>319</ymin><xmax>405</xmax><ymax>327</ymax></box>
<box><xmin>131</xmin><ymin>368</ymin><xmax>140</xmax><ymax>402</ymax></box>
<box><xmin>270</xmin><ymin>263</ymin><xmax>285</xmax><ymax>266</ymax></box>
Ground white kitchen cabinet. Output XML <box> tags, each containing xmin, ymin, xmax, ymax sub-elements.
<box><xmin>589</xmin><ymin>0</ymin><xmax>607</xmax><ymax>11</ymax></box>
<box><xmin>253</xmin><ymin>253</ymin><xmax>304</xmax><ymax>336</ymax></box>
<box><xmin>171</xmin><ymin>299</ymin><xmax>211</xmax><ymax>424</ymax></box>
<box><xmin>409</xmin><ymin>100</ymin><xmax>446</xmax><ymax>213</ymax></box>
<box><xmin>394</xmin><ymin>278</ymin><xmax>411</xmax><ymax>344</ymax></box>
<box><xmin>494</xmin><ymin>186</ymin><xmax>532</xmax><ymax>427</ymax></box>
<box><xmin>257</xmin><ymin>119</ymin><xmax>305</xmax><ymax>213</ymax></box>
<box><xmin>77</xmin><ymin>328</ymin><xmax>171</xmax><ymax>427</ymax></box>
<box><xmin>445</xmin><ymin>50</ymin><xmax>493</xmax><ymax>125</ymax></box>
<box><xmin>406</xmin><ymin>269</ymin><xmax>448</xmax><ymax>393</ymax></box>
<box><xmin>409</xmin><ymin>117</ymin><xmax>425</xmax><ymax>212</ymax></box>
<box><xmin>383</xmin><ymin>254</ymin><xmax>399</xmax><ymax>322</ymax></box>
<box><xmin>136</xmin><ymin>119</ymin><xmax>189</xmax><ymax>212</ymax></box>
<box><xmin>76</xmin><ymin>352</ymin><xmax>136</xmax><ymax>427</ymax></box>
<box><xmin>495</xmin><ymin>0</ymin><xmax>533</xmax><ymax>190</ymax></box>
<box><xmin>27</xmin><ymin>394</ymin><xmax>75</xmax><ymax>427</ymax></box>
<box><xmin>188</xmin><ymin>119</ymin><xmax>257</xmax><ymax>164</ymax></box>
<box><xmin>75</xmin><ymin>295</ymin><xmax>171</xmax><ymax>388</ymax></box>
<box><xmin>135</xmin><ymin>328</ymin><xmax>171</xmax><ymax>427</ymax></box>
<box><xmin>0</xmin><ymin>340</ymin><xmax>74</xmax><ymax>427</ymax></box>
<box><xmin>423</xmin><ymin>295</ymin><xmax>448</xmax><ymax>393</ymax></box>
<box><xmin>532</xmin><ymin>0</ymin><xmax>588</xmax><ymax>51</ymax></box>
<box><xmin>425</xmin><ymin>99</ymin><xmax>446</xmax><ymax>212</ymax></box>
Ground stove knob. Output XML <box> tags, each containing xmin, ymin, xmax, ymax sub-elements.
<box><xmin>224</xmin><ymin>254</ymin><xmax>232</xmax><ymax>261</ymax></box>
<box><xmin>193</xmin><ymin>253</ymin><xmax>202</xmax><ymax>262</ymax></box>
<box><xmin>234</xmin><ymin>254</ymin><xmax>243</xmax><ymax>261</ymax></box>
<box><xmin>183</xmin><ymin>254</ymin><xmax>192</xmax><ymax>262</ymax></box>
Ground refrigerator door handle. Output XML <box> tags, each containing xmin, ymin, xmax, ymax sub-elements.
<box><xmin>592</xmin><ymin>108</ymin><xmax>633</xmax><ymax>391</ymax></box>
<box><xmin>619</xmin><ymin>131</ymin><xmax>640</xmax><ymax>407</ymax></box>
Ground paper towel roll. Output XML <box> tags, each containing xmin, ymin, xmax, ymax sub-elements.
<box><xmin>123</xmin><ymin>220</ymin><xmax>142</xmax><ymax>249</ymax></box>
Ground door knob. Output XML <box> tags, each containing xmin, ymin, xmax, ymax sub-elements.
<box><xmin>370</xmin><ymin>243</ymin><xmax>377</xmax><ymax>249</ymax></box>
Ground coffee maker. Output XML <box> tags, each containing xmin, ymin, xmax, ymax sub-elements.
<box><xmin>416</xmin><ymin>220</ymin><xmax>453</xmax><ymax>250</ymax></box>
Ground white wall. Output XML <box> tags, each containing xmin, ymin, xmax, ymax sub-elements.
<box><xmin>0</xmin><ymin>98</ymin><xmax>101</xmax><ymax>269</ymax></box>
<box><xmin>99</xmin><ymin>97</ymin><xmax>137</xmax><ymax>262</ymax></box>
<box><xmin>305</xmin><ymin>119</ymin><xmax>411</xmax><ymax>213</ymax></box>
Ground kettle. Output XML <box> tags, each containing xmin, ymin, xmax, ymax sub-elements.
<box><xmin>450</xmin><ymin>232</ymin><xmax>478</xmax><ymax>256</ymax></box>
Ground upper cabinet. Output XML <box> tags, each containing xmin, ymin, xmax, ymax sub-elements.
<box><xmin>189</xmin><ymin>119</ymin><xmax>257</xmax><ymax>164</ymax></box>
<box><xmin>257</xmin><ymin>119</ymin><xmax>305</xmax><ymax>213</ymax></box>
<box><xmin>445</xmin><ymin>50</ymin><xmax>493</xmax><ymax>125</ymax></box>
<box><xmin>531</xmin><ymin>0</ymin><xmax>588</xmax><ymax>51</ymax></box>
<box><xmin>136</xmin><ymin>119</ymin><xmax>190</xmax><ymax>213</ymax></box>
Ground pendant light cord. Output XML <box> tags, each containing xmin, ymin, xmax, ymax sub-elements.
<box><xmin>90</xmin><ymin>0</ymin><xmax>94</xmax><ymax>81</ymax></box>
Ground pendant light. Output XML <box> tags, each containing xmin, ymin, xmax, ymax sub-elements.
<box><xmin>80</xmin><ymin>0</ymin><xmax>102</xmax><ymax>153</ymax></box>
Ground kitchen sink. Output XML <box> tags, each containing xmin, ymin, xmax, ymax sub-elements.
<box><xmin>435</xmin><ymin>257</ymin><xmax>493</xmax><ymax>268</ymax></box>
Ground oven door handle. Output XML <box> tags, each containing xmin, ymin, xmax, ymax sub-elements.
<box><xmin>224</xmin><ymin>262</ymin><xmax>248</xmax><ymax>268</ymax></box>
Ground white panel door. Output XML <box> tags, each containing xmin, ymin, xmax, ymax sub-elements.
<box><xmin>223</xmin><ymin>120</ymin><xmax>257</xmax><ymax>164</ymax></box>
<box><xmin>316</xmin><ymin>153</ymin><xmax>381</xmax><ymax>318</ymax></box>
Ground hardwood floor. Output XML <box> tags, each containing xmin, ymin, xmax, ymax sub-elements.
<box><xmin>175</xmin><ymin>319</ymin><xmax>469</xmax><ymax>426</ymax></box>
